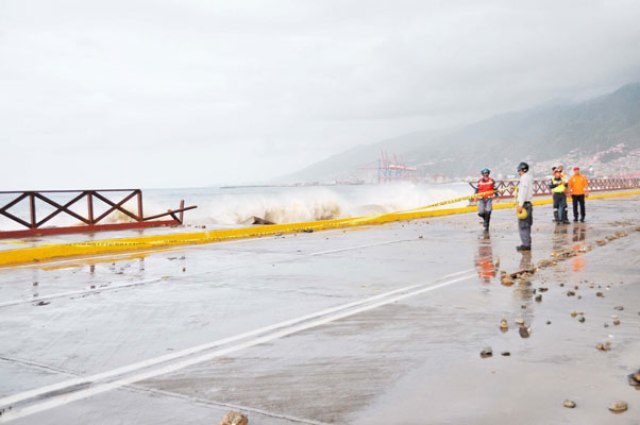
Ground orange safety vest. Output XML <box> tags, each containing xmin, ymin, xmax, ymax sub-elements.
<box><xmin>568</xmin><ymin>174</ymin><xmax>588</xmax><ymax>195</ymax></box>
<box><xmin>477</xmin><ymin>177</ymin><xmax>495</xmax><ymax>199</ymax></box>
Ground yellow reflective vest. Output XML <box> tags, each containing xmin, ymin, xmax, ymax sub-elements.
<box><xmin>550</xmin><ymin>176</ymin><xmax>566</xmax><ymax>193</ymax></box>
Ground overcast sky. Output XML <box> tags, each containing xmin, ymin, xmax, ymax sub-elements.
<box><xmin>1</xmin><ymin>0</ymin><xmax>640</xmax><ymax>189</ymax></box>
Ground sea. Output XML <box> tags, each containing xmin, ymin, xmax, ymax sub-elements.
<box><xmin>0</xmin><ymin>182</ymin><xmax>473</xmax><ymax>232</ymax></box>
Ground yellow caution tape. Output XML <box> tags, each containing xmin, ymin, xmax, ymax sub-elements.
<box><xmin>0</xmin><ymin>189</ymin><xmax>638</xmax><ymax>267</ymax></box>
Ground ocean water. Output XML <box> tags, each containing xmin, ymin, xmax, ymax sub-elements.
<box><xmin>0</xmin><ymin>182</ymin><xmax>472</xmax><ymax>232</ymax></box>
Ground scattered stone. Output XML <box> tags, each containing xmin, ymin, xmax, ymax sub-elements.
<box><xmin>560</xmin><ymin>283</ymin><xmax>565</xmax><ymax>287</ymax></box>
<box><xmin>578</xmin><ymin>316</ymin><xmax>586</xmax><ymax>323</ymax></box>
<box><xmin>500</xmin><ymin>271</ymin><xmax>514</xmax><ymax>287</ymax></box>
<box><xmin>546</xmin><ymin>321</ymin><xmax>552</xmax><ymax>325</ymax></box>
<box><xmin>251</xmin><ymin>216</ymin><xmax>275</xmax><ymax>225</ymax></box>
<box><xmin>608</xmin><ymin>401</ymin><xmax>628</xmax><ymax>413</ymax></box>
<box><xmin>219</xmin><ymin>411</ymin><xmax>249</xmax><ymax>425</ymax></box>
<box><xmin>480</xmin><ymin>347</ymin><xmax>493</xmax><ymax>358</ymax></box>
<box><xmin>538</xmin><ymin>287</ymin><xmax>549</xmax><ymax>292</ymax></box>
<box><xmin>596</xmin><ymin>342</ymin><xmax>612</xmax><ymax>351</ymax></box>
<box><xmin>570</xmin><ymin>311</ymin><xmax>578</xmax><ymax>318</ymax></box>
<box><xmin>32</xmin><ymin>281</ymin><xmax>38</xmax><ymax>287</ymax></box>
<box><xmin>518</xmin><ymin>326</ymin><xmax>530</xmax><ymax>338</ymax></box>
<box><xmin>577</xmin><ymin>295</ymin><xmax>582</xmax><ymax>300</ymax></box>
<box><xmin>34</xmin><ymin>300</ymin><xmax>50</xmax><ymax>306</ymax></box>
<box><xmin>511</xmin><ymin>268</ymin><xmax>536</xmax><ymax>279</ymax></box>
<box><xmin>612</xmin><ymin>318</ymin><xmax>621</xmax><ymax>326</ymax></box>
<box><xmin>537</xmin><ymin>259</ymin><xmax>556</xmax><ymax>268</ymax></box>
<box><xmin>567</xmin><ymin>291</ymin><xmax>576</xmax><ymax>297</ymax></box>
<box><xmin>302</xmin><ymin>228</ymin><xmax>314</xmax><ymax>233</ymax></box>
<box><xmin>499</xmin><ymin>319</ymin><xmax>509</xmax><ymax>332</ymax></box>
<box><xmin>182</xmin><ymin>267</ymin><xmax>186</xmax><ymax>272</ymax></box>
<box><xmin>596</xmin><ymin>292</ymin><xmax>604</xmax><ymax>298</ymax></box>
<box><xmin>627</xmin><ymin>370</ymin><xmax>640</xmax><ymax>388</ymax></box>
<box><xmin>501</xmin><ymin>351</ymin><xmax>511</xmax><ymax>356</ymax></box>
<box><xmin>595</xmin><ymin>239</ymin><xmax>607</xmax><ymax>246</ymax></box>
<box><xmin>614</xmin><ymin>305</ymin><xmax>624</xmax><ymax>311</ymax></box>
<box><xmin>563</xmin><ymin>400</ymin><xmax>576</xmax><ymax>408</ymax></box>
<box><xmin>604</xmin><ymin>323</ymin><xmax>609</xmax><ymax>328</ymax></box>
<box><xmin>515</xmin><ymin>318</ymin><xmax>525</xmax><ymax>325</ymax></box>
<box><xmin>535</xmin><ymin>294</ymin><xmax>542</xmax><ymax>302</ymax></box>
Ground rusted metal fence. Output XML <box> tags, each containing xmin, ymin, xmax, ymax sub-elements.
<box><xmin>0</xmin><ymin>189</ymin><xmax>196</xmax><ymax>239</ymax></box>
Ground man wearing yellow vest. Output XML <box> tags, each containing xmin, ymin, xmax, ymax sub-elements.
<box><xmin>549</xmin><ymin>168</ymin><xmax>569</xmax><ymax>224</ymax></box>
<box><xmin>568</xmin><ymin>166</ymin><xmax>589</xmax><ymax>222</ymax></box>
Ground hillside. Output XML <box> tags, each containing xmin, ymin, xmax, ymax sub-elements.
<box><xmin>286</xmin><ymin>82</ymin><xmax>640</xmax><ymax>182</ymax></box>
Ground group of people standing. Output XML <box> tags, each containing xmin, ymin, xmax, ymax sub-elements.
<box><xmin>549</xmin><ymin>165</ymin><xmax>589</xmax><ymax>224</ymax></box>
<box><xmin>471</xmin><ymin>162</ymin><xmax>589</xmax><ymax>252</ymax></box>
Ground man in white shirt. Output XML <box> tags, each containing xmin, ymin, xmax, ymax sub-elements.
<box><xmin>516</xmin><ymin>162</ymin><xmax>533</xmax><ymax>251</ymax></box>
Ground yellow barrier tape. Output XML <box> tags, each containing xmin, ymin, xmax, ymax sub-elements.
<box><xmin>403</xmin><ymin>189</ymin><xmax>501</xmax><ymax>212</ymax></box>
<box><xmin>1</xmin><ymin>189</ymin><xmax>639</xmax><ymax>267</ymax></box>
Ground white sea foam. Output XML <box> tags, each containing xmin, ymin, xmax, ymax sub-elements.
<box><xmin>0</xmin><ymin>183</ymin><xmax>472</xmax><ymax>232</ymax></box>
<box><xmin>178</xmin><ymin>182</ymin><xmax>470</xmax><ymax>225</ymax></box>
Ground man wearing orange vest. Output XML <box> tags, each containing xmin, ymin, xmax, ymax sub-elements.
<box><xmin>567</xmin><ymin>166</ymin><xmax>589</xmax><ymax>222</ymax></box>
<box><xmin>472</xmin><ymin>168</ymin><xmax>497</xmax><ymax>231</ymax></box>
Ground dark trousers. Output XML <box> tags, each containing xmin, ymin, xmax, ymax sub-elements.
<box><xmin>552</xmin><ymin>193</ymin><xmax>568</xmax><ymax>222</ymax></box>
<box><xmin>572</xmin><ymin>195</ymin><xmax>586</xmax><ymax>220</ymax></box>
<box><xmin>518</xmin><ymin>202</ymin><xmax>533</xmax><ymax>247</ymax></box>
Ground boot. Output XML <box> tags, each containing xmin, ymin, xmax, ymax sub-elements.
<box><xmin>483</xmin><ymin>212</ymin><xmax>491</xmax><ymax>231</ymax></box>
<box><xmin>562</xmin><ymin>208</ymin><xmax>570</xmax><ymax>224</ymax></box>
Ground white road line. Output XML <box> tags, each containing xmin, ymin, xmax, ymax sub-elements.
<box><xmin>0</xmin><ymin>278</ymin><xmax>162</xmax><ymax>308</ymax></box>
<box><xmin>307</xmin><ymin>238</ymin><xmax>416</xmax><ymax>256</ymax></box>
<box><xmin>0</xmin><ymin>271</ymin><xmax>475</xmax><ymax>422</ymax></box>
<box><xmin>0</xmin><ymin>281</ymin><xmax>428</xmax><ymax>408</ymax></box>
<box><xmin>0</xmin><ymin>240</ymin><xmax>458</xmax><ymax>308</ymax></box>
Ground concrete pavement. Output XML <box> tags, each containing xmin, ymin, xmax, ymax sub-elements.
<box><xmin>0</xmin><ymin>195</ymin><xmax>639</xmax><ymax>424</ymax></box>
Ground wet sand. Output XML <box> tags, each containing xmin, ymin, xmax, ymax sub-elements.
<box><xmin>0</xmin><ymin>196</ymin><xmax>638</xmax><ymax>424</ymax></box>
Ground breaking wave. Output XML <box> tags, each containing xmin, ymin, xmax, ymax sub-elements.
<box><xmin>0</xmin><ymin>183</ymin><xmax>471</xmax><ymax>232</ymax></box>
<box><xmin>175</xmin><ymin>182</ymin><xmax>470</xmax><ymax>226</ymax></box>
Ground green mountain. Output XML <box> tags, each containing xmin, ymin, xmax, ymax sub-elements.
<box><xmin>288</xmin><ymin>82</ymin><xmax>640</xmax><ymax>182</ymax></box>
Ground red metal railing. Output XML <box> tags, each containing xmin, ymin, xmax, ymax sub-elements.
<box><xmin>0</xmin><ymin>189</ymin><xmax>197</xmax><ymax>239</ymax></box>
<box><xmin>493</xmin><ymin>178</ymin><xmax>640</xmax><ymax>199</ymax></box>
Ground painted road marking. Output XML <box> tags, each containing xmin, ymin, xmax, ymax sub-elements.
<box><xmin>0</xmin><ymin>238</ymin><xmax>457</xmax><ymax>308</ymax></box>
<box><xmin>0</xmin><ymin>270</ymin><xmax>475</xmax><ymax>422</ymax></box>
<box><xmin>0</xmin><ymin>278</ymin><xmax>163</xmax><ymax>309</ymax></box>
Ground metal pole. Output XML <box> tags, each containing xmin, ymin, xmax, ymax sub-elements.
<box><xmin>29</xmin><ymin>192</ymin><xmax>36</xmax><ymax>228</ymax></box>
<box><xmin>87</xmin><ymin>191</ymin><xmax>94</xmax><ymax>224</ymax></box>
<box><xmin>137</xmin><ymin>190</ymin><xmax>143</xmax><ymax>221</ymax></box>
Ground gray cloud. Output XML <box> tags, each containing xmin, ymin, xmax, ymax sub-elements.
<box><xmin>1</xmin><ymin>0</ymin><xmax>639</xmax><ymax>188</ymax></box>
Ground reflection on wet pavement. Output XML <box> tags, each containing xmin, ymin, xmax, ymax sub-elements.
<box><xmin>0</xmin><ymin>197</ymin><xmax>639</xmax><ymax>425</ymax></box>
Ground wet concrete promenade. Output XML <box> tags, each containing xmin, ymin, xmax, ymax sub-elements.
<box><xmin>0</xmin><ymin>196</ymin><xmax>639</xmax><ymax>424</ymax></box>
